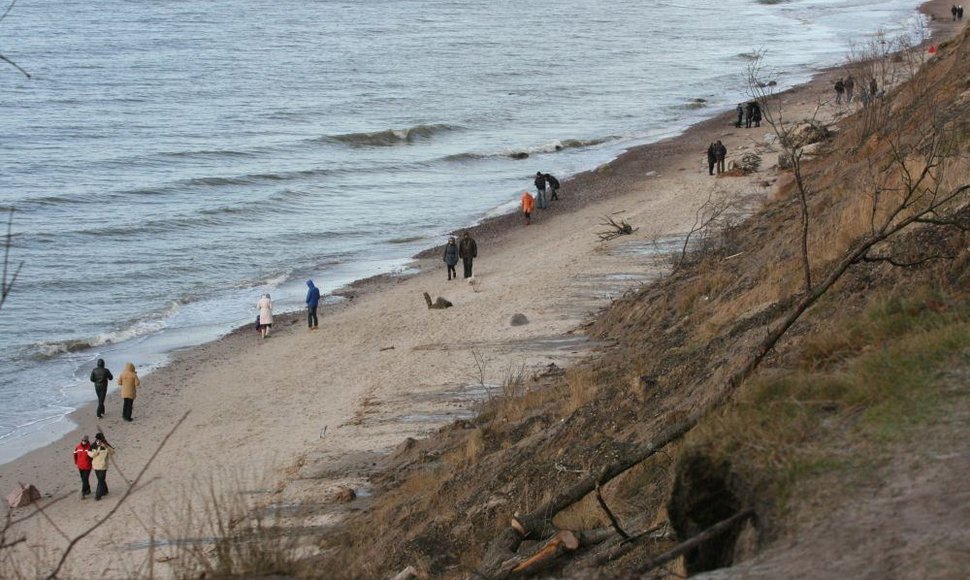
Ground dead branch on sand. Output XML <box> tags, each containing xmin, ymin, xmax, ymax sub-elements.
<box><xmin>597</xmin><ymin>215</ymin><xmax>638</xmax><ymax>241</ymax></box>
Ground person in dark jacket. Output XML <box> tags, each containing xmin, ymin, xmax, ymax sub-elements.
<box><xmin>305</xmin><ymin>279</ymin><xmax>320</xmax><ymax>330</ymax></box>
<box><xmin>706</xmin><ymin>142</ymin><xmax>717</xmax><ymax>176</ymax></box>
<box><xmin>443</xmin><ymin>237</ymin><xmax>459</xmax><ymax>280</ymax></box>
<box><xmin>752</xmin><ymin>102</ymin><xmax>762</xmax><ymax>127</ymax></box>
<box><xmin>89</xmin><ymin>359</ymin><xmax>113</xmax><ymax>419</ymax></box>
<box><xmin>534</xmin><ymin>172</ymin><xmax>548</xmax><ymax>209</ymax></box>
<box><xmin>544</xmin><ymin>173</ymin><xmax>560</xmax><ymax>200</ymax></box>
<box><xmin>715</xmin><ymin>140</ymin><xmax>727</xmax><ymax>174</ymax></box>
<box><xmin>745</xmin><ymin>101</ymin><xmax>754</xmax><ymax>128</ymax></box>
<box><xmin>458</xmin><ymin>231</ymin><xmax>478</xmax><ymax>279</ymax></box>
<box><xmin>736</xmin><ymin>103</ymin><xmax>744</xmax><ymax>128</ymax></box>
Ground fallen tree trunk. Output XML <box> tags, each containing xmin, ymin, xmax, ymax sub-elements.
<box><xmin>630</xmin><ymin>508</ymin><xmax>754</xmax><ymax>575</ymax></box>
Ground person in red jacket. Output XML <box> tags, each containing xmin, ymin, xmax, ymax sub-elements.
<box><xmin>73</xmin><ymin>435</ymin><xmax>93</xmax><ymax>499</ymax></box>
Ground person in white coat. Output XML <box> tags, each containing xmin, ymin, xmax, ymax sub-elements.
<box><xmin>257</xmin><ymin>293</ymin><xmax>273</xmax><ymax>338</ymax></box>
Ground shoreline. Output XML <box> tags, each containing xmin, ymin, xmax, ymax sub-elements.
<box><xmin>2</xmin><ymin>0</ymin><xmax>949</xmax><ymax>467</ymax></box>
<box><xmin>1</xmin><ymin>4</ymin><xmax>962</xmax><ymax>575</ymax></box>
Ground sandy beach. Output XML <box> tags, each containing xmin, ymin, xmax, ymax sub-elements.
<box><xmin>2</xmin><ymin>5</ymin><xmax>962</xmax><ymax>576</ymax></box>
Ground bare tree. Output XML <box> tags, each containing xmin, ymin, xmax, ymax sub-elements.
<box><xmin>746</xmin><ymin>52</ymin><xmax>820</xmax><ymax>293</ymax></box>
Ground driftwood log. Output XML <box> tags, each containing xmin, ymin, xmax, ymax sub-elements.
<box><xmin>423</xmin><ymin>292</ymin><xmax>453</xmax><ymax>309</ymax></box>
<box><xmin>597</xmin><ymin>215</ymin><xmax>638</xmax><ymax>240</ymax></box>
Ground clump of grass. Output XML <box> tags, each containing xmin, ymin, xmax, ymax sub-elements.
<box><xmin>157</xmin><ymin>475</ymin><xmax>305</xmax><ymax>579</ymax></box>
<box><xmin>687</xmin><ymin>286</ymin><xmax>969</xmax><ymax>515</ymax></box>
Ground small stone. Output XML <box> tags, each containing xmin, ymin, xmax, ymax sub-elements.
<box><xmin>334</xmin><ymin>486</ymin><xmax>357</xmax><ymax>503</ymax></box>
<box><xmin>510</xmin><ymin>313</ymin><xmax>529</xmax><ymax>326</ymax></box>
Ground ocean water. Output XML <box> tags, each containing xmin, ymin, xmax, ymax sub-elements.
<box><xmin>0</xmin><ymin>0</ymin><xmax>925</xmax><ymax>464</ymax></box>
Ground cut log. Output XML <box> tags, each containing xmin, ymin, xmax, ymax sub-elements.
<box><xmin>389</xmin><ymin>564</ymin><xmax>419</xmax><ymax>580</ymax></box>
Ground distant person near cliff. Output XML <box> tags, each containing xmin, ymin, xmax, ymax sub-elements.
<box><xmin>707</xmin><ymin>143</ymin><xmax>717</xmax><ymax>176</ymax></box>
<box><xmin>716</xmin><ymin>140</ymin><xmax>727</xmax><ymax>174</ymax></box>
<box><xmin>90</xmin><ymin>358</ymin><xmax>113</xmax><ymax>419</ymax></box>
<box><xmin>834</xmin><ymin>78</ymin><xmax>845</xmax><ymax>104</ymax></box>
<box><xmin>306</xmin><ymin>280</ymin><xmax>320</xmax><ymax>330</ymax></box>
<box><xmin>117</xmin><ymin>362</ymin><xmax>140</xmax><ymax>422</ymax></box>
<box><xmin>545</xmin><ymin>173</ymin><xmax>560</xmax><ymax>201</ymax></box>
<box><xmin>844</xmin><ymin>75</ymin><xmax>855</xmax><ymax>102</ymax></box>
<box><xmin>736</xmin><ymin>103</ymin><xmax>744</xmax><ymax>128</ymax></box>
<box><xmin>443</xmin><ymin>237</ymin><xmax>459</xmax><ymax>280</ymax></box>
<box><xmin>521</xmin><ymin>191</ymin><xmax>535</xmax><ymax>225</ymax></box>
<box><xmin>458</xmin><ymin>232</ymin><xmax>477</xmax><ymax>279</ymax></box>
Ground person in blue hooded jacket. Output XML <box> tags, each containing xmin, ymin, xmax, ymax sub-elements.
<box><xmin>306</xmin><ymin>280</ymin><xmax>321</xmax><ymax>330</ymax></box>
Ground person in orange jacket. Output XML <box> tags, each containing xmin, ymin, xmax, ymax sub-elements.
<box><xmin>521</xmin><ymin>191</ymin><xmax>535</xmax><ymax>225</ymax></box>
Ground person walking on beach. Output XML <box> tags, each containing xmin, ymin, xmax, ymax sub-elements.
<box><xmin>117</xmin><ymin>362</ymin><xmax>140</xmax><ymax>422</ymax></box>
<box><xmin>834</xmin><ymin>78</ymin><xmax>845</xmax><ymax>104</ymax></box>
<box><xmin>257</xmin><ymin>293</ymin><xmax>273</xmax><ymax>338</ymax></box>
<box><xmin>89</xmin><ymin>358</ymin><xmax>113</xmax><ymax>419</ymax></box>
<box><xmin>458</xmin><ymin>231</ymin><xmax>477</xmax><ymax>279</ymax></box>
<box><xmin>844</xmin><ymin>76</ymin><xmax>855</xmax><ymax>102</ymax></box>
<box><xmin>521</xmin><ymin>191</ymin><xmax>535</xmax><ymax>225</ymax></box>
<box><xmin>715</xmin><ymin>140</ymin><xmax>727</xmax><ymax>174</ymax></box>
<box><xmin>744</xmin><ymin>102</ymin><xmax>754</xmax><ymax>128</ymax></box>
<box><xmin>534</xmin><ymin>172</ymin><xmax>548</xmax><ymax>210</ymax></box>
<box><xmin>443</xmin><ymin>237</ymin><xmax>459</xmax><ymax>280</ymax></box>
<box><xmin>305</xmin><ymin>280</ymin><xmax>320</xmax><ymax>330</ymax></box>
<box><xmin>545</xmin><ymin>173</ymin><xmax>560</xmax><ymax>201</ymax></box>
<box><xmin>73</xmin><ymin>434</ymin><xmax>93</xmax><ymax>499</ymax></box>
<box><xmin>752</xmin><ymin>102</ymin><xmax>762</xmax><ymax>127</ymax></box>
<box><xmin>736</xmin><ymin>103</ymin><xmax>744</xmax><ymax>128</ymax></box>
<box><xmin>706</xmin><ymin>143</ymin><xmax>717</xmax><ymax>176</ymax></box>
<box><xmin>87</xmin><ymin>432</ymin><xmax>114</xmax><ymax>501</ymax></box>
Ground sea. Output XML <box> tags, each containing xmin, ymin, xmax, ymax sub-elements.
<box><xmin>0</xmin><ymin>0</ymin><xmax>927</xmax><ymax>464</ymax></box>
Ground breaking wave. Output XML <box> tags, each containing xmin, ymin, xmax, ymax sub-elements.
<box><xmin>327</xmin><ymin>123</ymin><xmax>458</xmax><ymax>147</ymax></box>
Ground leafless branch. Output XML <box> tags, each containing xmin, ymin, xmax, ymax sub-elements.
<box><xmin>1</xmin><ymin>209</ymin><xmax>24</xmax><ymax>312</ymax></box>
<box><xmin>0</xmin><ymin>1</ymin><xmax>30</xmax><ymax>79</ymax></box>
<box><xmin>862</xmin><ymin>253</ymin><xmax>956</xmax><ymax>268</ymax></box>
<box><xmin>594</xmin><ymin>484</ymin><xmax>629</xmax><ymax>539</ymax></box>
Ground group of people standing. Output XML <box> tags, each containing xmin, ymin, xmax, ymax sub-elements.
<box><xmin>706</xmin><ymin>141</ymin><xmax>728</xmax><ymax>176</ymax></box>
<box><xmin>442</xmin><ymin>231</ymin><xmax>478</xmax><ymax>280</ymax></box>
<box><xmin>952</xmin><ymin>5</ymin><xmax>964</xmax><ymax>20</ymax></box>
<box><xmin>520</xmin><ymin>171</ymin><xmax>560</xmax><ymax>225</ymax></box>
<box><xmin>736</xmin><ymin>101</ymin><xmax>762</xmax><ymax>128</ymax></box>
<box><xmin>253</xmin><ymin>279</ymin><xmax>323</xmax><ymax>337</ymax></box>
<box><xmin>835</xmin><ymin>76</ymin><xmax>879</xmax><ymax>106</ymax></box>
<box><xmin>72</xmin><ymin>432</ymin><xmax>115</xmax><ymax>501</ymax></box>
